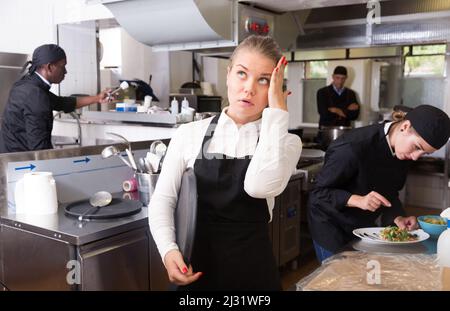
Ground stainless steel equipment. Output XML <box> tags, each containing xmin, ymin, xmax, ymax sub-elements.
<box><xmin>278</xmin><ymin>174</ymin><xmax>303</xmax><ymax>267</ymax></box>
<box><xmin>295</xmin><ymin>157</ymin><xmax>324</xmax><ymax>260</ymax></box>
<box><xmin>83</xmin><ymin>110</ymin><xmax>178</xmax><ymax>125</ymax></box>
<box><xmin>0</xmin><ymin>205</ymin><xmax>151</xmax><ymax>290</ymax></box>
<box><xmin>101</xmin><ymin>145</ymin><xmax>133</xmax><ymax>168</ymax></box>
<box><xmin>135</xmin><ymin>172</ymin><xmax>159</xmax><ymax>206</ymax></box>
<box><xmin>100</xmin><ymin>0</ymin><xmax>296</xmax><ymax>53</ymax></box>
<box><xmin>78</xmin><ymin>191</ymin><xmax>113</xmax><ymax>221</ymax></box>
<box><xmin>0</xmin><ymin>52</ymin><xmax>28</xmax><ymax>123</ymax></box>
<box><xmin>0</xmin><ymin>141</ymin><xmax>171</xmax><ymax>290</ymax></box>
<box><xmin>319</xmin><ymin>126</ymin><xmax>352</xmax><ymax>149</ymax></box>
<box><xmin>268</xmin><ymin>172</ymin><xmax>304</xmax><ymax>268</ymax></box>
<box><xmin>53</xmin><ymin>111</ymin><xmax>82</xmax><ymax>148</ymax></box>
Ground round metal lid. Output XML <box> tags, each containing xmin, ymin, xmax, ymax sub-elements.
<box><xmin>65</xmin><ymin>198</ymin><xmax>142</xmax><ymax>220</ymax></box>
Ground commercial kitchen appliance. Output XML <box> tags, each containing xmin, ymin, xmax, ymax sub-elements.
<box><xmin>1</xmin><ymin>194</ymin><xmax>150</xmax><ymax>290</ymax></box>
<box><xmin>99</xmin><ymin>0</ymin><xmax>297</xmax><ymax>53</ymax></box>
<box><xmin>170</xmin><ymin>93</ymin><xmax>222</xmax><ymax>113</ymax></box>
<box><xmin>318</xmin><ymin>126</ymin><xmax>352</xmax><ymax>151</ymax></box>
<box><xmin>269</xmin><ymin>172</ymin><xmax>304</xmax><ymax>267</ymax></box>
<box><xmin>0</xmin><ymin>52</ymin><xmax>28</xmax><ymax>124</ymax></box>
<box><xmin>295</xmin><ymin>151</ymin><xmax>324</xmax><ymax>258</ymax></box>
<box><xmin>0</xmin><ymin>142</ymin><xmax>171</xmax><ymax>290</ymax></box>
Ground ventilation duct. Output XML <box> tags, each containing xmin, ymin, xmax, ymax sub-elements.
<box><xmin>100</xmin><ymin>0</ymin><xmax>298</xmax><ymax>53</ymax></box>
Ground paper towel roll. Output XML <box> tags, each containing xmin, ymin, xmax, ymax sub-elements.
<box><xmin>15</xmin><ymin>172</ymin><xmax>58</xmax><ymax>215</ymax></box>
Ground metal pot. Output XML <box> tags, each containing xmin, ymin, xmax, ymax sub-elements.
<box><xmin>319</xmin><ymin>126</ymin><xmax>352</xmax><ymax>149</ymax></box>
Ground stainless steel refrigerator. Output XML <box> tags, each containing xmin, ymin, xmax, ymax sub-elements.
<box><xmin>0</xmin><ymin>52</ymin><xmax>28</xmax><ymax>123</ymax></box>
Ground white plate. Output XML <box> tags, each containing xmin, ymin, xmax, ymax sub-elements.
<box><xmin>352</xmin><ymin>227</ymin><xmax>429</xmax><ymax>244</ymax></box>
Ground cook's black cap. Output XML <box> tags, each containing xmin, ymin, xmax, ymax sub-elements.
<box><xmin>333</xmin><ymin>66</ymin><xmax>347</xmax><ymax>76</ymax></box>
<box><xmin>406</xmin><ymin>105</ymin><xmax>450</xmax><ymax>149</ymax></box>
<box><xmin>22</xmin><ymin>44</ymin><xmax>66</xmax><ymax>74</ymax></box>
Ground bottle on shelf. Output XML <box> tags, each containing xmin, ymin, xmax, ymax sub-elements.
<box><xmin>181</xmin><ymin>97</ymin><xmax>189</xmax><ymax>109</ymax></box>
<box><xmin>171</xmin><ymin>97</ymin><xmax>179</xmax><ymax>115</ymax></box>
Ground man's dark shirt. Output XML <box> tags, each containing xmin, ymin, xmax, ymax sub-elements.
<box><xmin>317</xmin><ymin>84</ymin><xmax>359</xmax><ymax>127</ymax></box>
<box><xmin>0</xmin><ymin>73</ymin><xmax>76</xmax><ymax>153</ymax></box>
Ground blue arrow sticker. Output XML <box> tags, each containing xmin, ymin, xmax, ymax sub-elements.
<box><xmin>15</xmin><ymin>164</ymin><xmax>36</xmax><ymax>171</ymax></box>
<box><xmin>73</xmin><ymin>157</ymin><xmax>90</xmax><ymax>164</ymax></box>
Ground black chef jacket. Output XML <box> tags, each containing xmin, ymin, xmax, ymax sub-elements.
<box><xmin>317</xmin><ymin>84</ymin><xmax>359</xmax><ymax>127</ymax></box>
<box><xmin>307</xmin><ymin>122</ymin><xmax>409</xmax><ymax>252</ymax></box>
<box><xmin>0</xmin><ymin>73</ymin><xmax>76</xmax><ymax>153</ymax></box>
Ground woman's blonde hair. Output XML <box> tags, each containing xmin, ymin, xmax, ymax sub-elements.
<box><xmin>392</xmin><ymin>110</ymin><xmax>407</xmax><ymax>122</ymax></box>
<box><xmin>229</xmin><ymin>35</ymin><xmax>282</xmax><ymax>66</ymax></box>
<box><xmin>391</xmin><ymin>105</ymin><xmax>413</xmax><ymax>122</ymax></box>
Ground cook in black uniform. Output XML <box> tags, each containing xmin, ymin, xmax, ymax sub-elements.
<box><xmin>308</xmin><ymin>105</ymin><xmax>450</xmax><ymax>262</ymax></box>
<box><xmin>149</xmin><ymin>35</ymin><xmax>302</xmax><ymax>290</ymax></box>
<box><xmin>316</xmin><ymin>66</ymin><xmax>360</xmax><ymax>128</ymax></box>
<box><xmin>0</xmin><ymin>44</ymin><xmax>110</xmax><ymax>153</ymax></box>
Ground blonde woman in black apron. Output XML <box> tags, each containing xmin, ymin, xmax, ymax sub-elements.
<box><xmin>149</xmin><ymin>35</ymin><xmax>302</xmax><ymax>290</ymax></box>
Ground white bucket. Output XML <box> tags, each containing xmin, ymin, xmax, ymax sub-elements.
<box><xmin>15</xmin><ymin>172</ymin><xmax>58</xmax><ymax>215</ymax></box>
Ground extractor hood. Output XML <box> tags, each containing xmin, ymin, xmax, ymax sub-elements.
<box><xmin>99</xmin><ymin>0</ymin><xmax>298</xmax><ymax>52</ymax></box>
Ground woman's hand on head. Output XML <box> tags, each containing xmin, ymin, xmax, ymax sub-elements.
<box><xmin>268</xmin><ymin>55</ymin><xmax>290</xmax><ymax>111</ymax></box>
<box><xmin>163</xmin><ymin>249</ymin><xmax>202</xmax><ymax>286</ymax></box>
<box><xmin>347</xmin><ymin>191</ymin><xmax>392</xmax><ymax>212</ymax></box>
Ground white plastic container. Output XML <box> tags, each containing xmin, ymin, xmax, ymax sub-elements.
<box><xmin>437</xmin><ymin>208</ymin><xmax>450</xmax><ymax>290</ymax></box>
<box><xmin>15</xmin><ymin>172</ymin><xmax>58</xmax><ymax>215</ymax></box>
<box><xmin>181</xmin><ymin>106</ymin><xmax>196</xmax><ymax>122</ymax></box>
<box><xmin>143</xmin><ymin>95</ymin><xmax>152</xmax><ymax>109</ymax></box>
<box><xmin>171</xmin><ymin>97</ymin><xmax>179</xmax><ymax>115</ymax></box>
<box><xmin>181</xmin><ymin>97</ymin><xmax>189</xmax><ymax>109</ymax></box>
<box><xmin>137</xmin><ymin>105</ymin><xmax>147</xmax><ymax>113</ymax></box>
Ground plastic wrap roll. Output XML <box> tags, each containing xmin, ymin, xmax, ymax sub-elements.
<box><xmin>122</xmin><ymin>177</ymin><xmax>137</xmax><ymax>192</ymax></box>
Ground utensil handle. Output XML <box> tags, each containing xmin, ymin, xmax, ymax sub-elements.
<box><xmin>126</xmin><ymin>148</ymin><xmax>138</xmax><ymax>171</ymax></box>
<box><xmin>78</xmin><ymin>206</ymin><xmax>98</xmax><ymax>221</ymax></box>
<box><xmin>118</xmin><ymin>155</ymin><xmax>132</xmax><ymax>168</ymax></box>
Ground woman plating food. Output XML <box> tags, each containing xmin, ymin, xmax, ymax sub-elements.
<box><xmin>308</xmin><ymin>105</ymin><xmax>450</xmax><ymax>262</ymax></box>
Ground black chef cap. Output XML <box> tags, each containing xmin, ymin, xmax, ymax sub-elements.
<box><xmin>333</xmin><ymin>66</ymin><xmax>347</xmax><ymax>76</ymax></box>
<box><xmin>406</xmin><ymin>105</ymin><xmax>450</xmax><ymax>149</ymax></box>
<box><xmin>22</xmin><ymin>44</ymin><xmax>66</xmax><ymax>74</ymax></box>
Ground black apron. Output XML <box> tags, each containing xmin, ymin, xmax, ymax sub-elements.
<box><xmin>182</xmin><ymin>114</ymin><xmax>281</xmax><ymax>291</ymax></box>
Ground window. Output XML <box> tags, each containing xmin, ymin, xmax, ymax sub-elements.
<box><xmin>403</xmin><ymin>44</ymin><xmax>446</xmax><ymax>77</ymax></box>
<box><xmin>305</xmin><ymin>61</ymin><xmax>328</xmax><ymax>79</ymax></box>
<box><xmin>302</xmin><ymin>61</ymin><xmax>328</xmax><ymax>124</ymax></box>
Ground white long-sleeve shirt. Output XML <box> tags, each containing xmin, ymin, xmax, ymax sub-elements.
<box><xmin>148</xmin><ymin>107</ymin><xmax>302</xmax><ymax>260</ymax></box>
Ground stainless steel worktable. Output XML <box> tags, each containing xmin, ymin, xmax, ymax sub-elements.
<box><xmin>0</xmin><ymin>192</ymin><xmax>148</xmax><ymax>246</ymax></box>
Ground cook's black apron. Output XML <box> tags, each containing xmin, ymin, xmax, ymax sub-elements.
<box><xmin>182</xmin><ymin>114</ymin><xmax>281</xmax><ymax>291</ymax></box>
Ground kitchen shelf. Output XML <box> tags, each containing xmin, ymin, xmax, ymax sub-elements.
<box><xmin>83</xmin><ymin>111</ymin><xmax>177</xmax><ymax>126</ymax></box>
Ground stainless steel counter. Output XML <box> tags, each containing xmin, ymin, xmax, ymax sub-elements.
<box><xmin>0</xmin><ymin>192</ymin><xmax>165</xmax><ymax>290</ymax></box>
<box><xmin>83</xmin><ymin>111</ymin><xmax>178</xmax><ymax>126</ymax></box>
<box><xmin>0</xmin><ymin>140</ymin><xmax>167</xmax><ymax>213</ymax></box>
<box><xmin>0</xmin><ymin>192</ymin><xmax>148</xmax><ymax>246</ymax></box>
<box><xmin>0</xmin><ymin>141</ymin><xmax>169</xmax><ymax>290</ymax></box>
